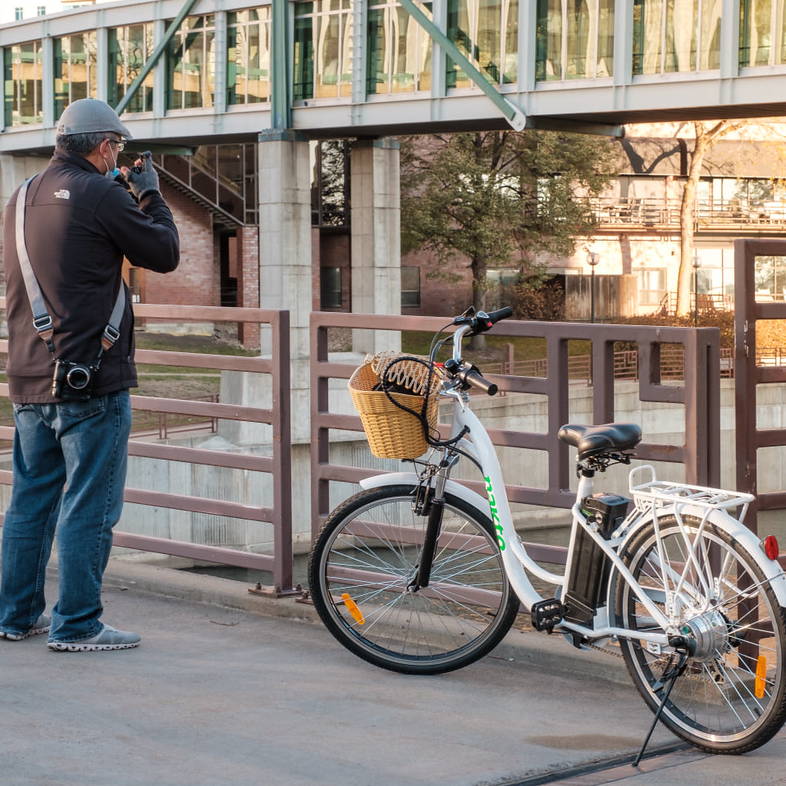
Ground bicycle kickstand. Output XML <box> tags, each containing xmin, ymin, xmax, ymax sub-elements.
<box><xmin>632</xmin><ymin>636</ymin><xmax>693</xmax><ymax>768</ymax></box>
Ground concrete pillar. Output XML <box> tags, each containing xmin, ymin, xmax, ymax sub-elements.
<box><xmin>0</xmin><ymin>154</ymin><xmax>47</xmax><ymax>209</ymax></box>
<box><xmin>258</xmin><ymin>130</ymin><xmax>312</xmax><ymax>441</ymax></box>
<box><xmin>349</xmin><ymin>137</ymin><xmax>402</xmax><ymax>354</ymax></box>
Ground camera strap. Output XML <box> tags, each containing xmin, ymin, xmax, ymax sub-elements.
<box><xmin>15</xmin><ymin>175</ymin><xmax>126</xmax><ymax>360</ymax></box>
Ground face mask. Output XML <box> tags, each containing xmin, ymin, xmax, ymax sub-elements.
<box><xmin>103</xmin><ymin>155</ymin><xmax>116</xmax><ymax>178</ymax></box>
<box><xmin>103</xmin><ymin>143</ymin><xmax>119</xmax><ymax>178</ymax></box>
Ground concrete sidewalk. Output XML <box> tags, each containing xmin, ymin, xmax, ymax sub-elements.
<box><xmin>2</xmin><ymin>561</ymin><xmax>785</xmax><ymax>786</ymax></box>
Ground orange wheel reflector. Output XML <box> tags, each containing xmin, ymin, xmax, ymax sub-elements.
<box><xmin>755</xmin><ymin>655</ymin><xmax>768</xmax><ymax>699</ymax></box>
<box><xmin>764</xmin><ymin>535</ymin><xmax>780</xmax><ymax>561</ymax></box>
<box><xmin>341</xmin><ymin>593</ymin><xmax>365</xmax><ymax>625</ymax></box>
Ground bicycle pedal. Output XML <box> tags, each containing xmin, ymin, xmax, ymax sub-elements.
<box><xmin>530</xmin><ymin>598</ymin><xmax>565</xmax><ymax>633</ymax></box>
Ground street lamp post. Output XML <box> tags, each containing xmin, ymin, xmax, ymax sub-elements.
<box><xmin>692</xmin><ymin>255</ymin><xmax>700</xmax><ymax>327</ymax></box>
<box><xmin>587</xmin><ymin>251</ymin><xmax>600</xmax><ymax>322</ymax></box>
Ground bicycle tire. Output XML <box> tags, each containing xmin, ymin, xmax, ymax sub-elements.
<box><xmin>309</xmin><ymin>484</ymin><xmax>520</xmax><ymax>675</ymax></box>
<box><xmin>615</xmin><ymin>515</ymin><xmax>786</xmax><ymax>753</ymax></box>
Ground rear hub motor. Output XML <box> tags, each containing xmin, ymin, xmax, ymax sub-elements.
<box><xmin>680</xmin><ymin>610</ymin><xmax>730</xmax><ymax>661</ymax></box>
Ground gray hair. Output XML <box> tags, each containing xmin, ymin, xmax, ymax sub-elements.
<box><xmin>55</xmin><ymin>132</ymin><xmax>108</xmax><ymax>155</ymax></box>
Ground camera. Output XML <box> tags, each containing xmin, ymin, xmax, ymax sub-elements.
<box><xmin>51</xmin><ymin>358</ymin><xmax>97</xmax><ymax>401</ymax></box>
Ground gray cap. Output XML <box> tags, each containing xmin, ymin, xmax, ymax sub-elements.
<box><xmin>55</xmin><ymin>98</ymin><xmax>132</xmax><ymax>139</ymax></box>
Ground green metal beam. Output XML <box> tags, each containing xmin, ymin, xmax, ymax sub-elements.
<box><xmin>114</xmin><ymin>0</ymin><xmax>200</xmax><ymax>116</ymax></box>
<box><xmin>270</xmin><ymin>0</ymin><xmax>291</xmax><ymax>130</ymax></box>
<box><xmin>397</xmin><ymin>0</ymin><xmax>526</xmax><ymax>131</ymax></box>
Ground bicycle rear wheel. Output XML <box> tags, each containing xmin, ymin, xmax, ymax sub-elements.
<box><xmin>309</xmin><ymin>484</ymin><xmax>519</xmax><ymax>675</ymax></box>
<box><xmin>617</xmin><ymin>516</ymin><xmax>786</xmax><ymax>753</ymax></box>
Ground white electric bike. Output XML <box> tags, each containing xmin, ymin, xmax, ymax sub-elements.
<box><xmin>309</xmin><ymin>307</ymin><xmax>786</xmax><ymax>755</ymax></box>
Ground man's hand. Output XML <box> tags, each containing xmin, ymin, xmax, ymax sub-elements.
<box><xmin>121</xmin><ymin>151</ymin><xmax>160</xmax><ymax>201</ymax></box>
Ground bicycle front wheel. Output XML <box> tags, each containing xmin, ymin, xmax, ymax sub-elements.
<box><xmin>617</xmin><ymin>516</ymin><xmax>786</xmax><ymax>753</ymax></box>
<box><xmin>309</xmin><ymin>485</ymin><xmax>519</xmax><ymax>675</ymax></box>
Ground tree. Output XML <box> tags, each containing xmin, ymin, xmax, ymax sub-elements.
<box><xmin>675</xmin><ymin>120</ymin><xmax>745</xmax><ymax>316</ymax></box>
<box><xmin>400</xmin><ymin>131</ymin><xmax>619</xmax><ymax>329</ymax></box>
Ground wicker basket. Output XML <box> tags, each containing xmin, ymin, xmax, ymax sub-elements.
<box><xmin>349</xmin><ymin>355</ymin><xmax>442</xmax><ymax>459</ymax></box>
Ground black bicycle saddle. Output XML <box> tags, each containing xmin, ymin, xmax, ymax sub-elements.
<box><xmin>557</xmin><ymin>423</ymin><xmax>642</xmax><ymax>461</ymax></box>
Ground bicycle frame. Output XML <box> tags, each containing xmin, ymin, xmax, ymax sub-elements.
<box><xmin>441</xmin><ymin>391</ymin><xmax>673</xmax><ymax>647</ymax></box>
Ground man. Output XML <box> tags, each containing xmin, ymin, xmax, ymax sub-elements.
<box><xmin>0</xmin><ymin>98</ymin><xmax>179</xmax><ymax>652</ymax></box>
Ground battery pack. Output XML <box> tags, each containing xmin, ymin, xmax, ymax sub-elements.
<box><xmin>563</xmin><ymin>493</ymin><xmax>631</xmax><ymax>627</ymax></box>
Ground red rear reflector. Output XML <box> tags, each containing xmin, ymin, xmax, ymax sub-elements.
<box><xmin>764</xmin><ymin>535</ymin><xmax>780</xmax><ymax>561</ymax></box>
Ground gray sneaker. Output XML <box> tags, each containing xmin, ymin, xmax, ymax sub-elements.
<box><xmin>48</xmin><ymin>624</ymin><xmax>141</xmax><ymax>652</ymax></box>
<box><xmin>0</xmin><ymin>614</ymin><xmax>51</xmax><ymax>641</ymax></box>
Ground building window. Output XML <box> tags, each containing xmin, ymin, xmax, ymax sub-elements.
<box><xmin>228</xmin><ymin>9</ymin><xmax>271</xmax><ymax>105</ymax></box>
<box><xmin>366</xmin><ymin>1</ymin><xmax>433</xmax><ymax>94</ymax></box>
<box><xmin>37</xmin><ymin>6</ymin><xmax>46</xmax><ymax>15</ymax></box>
<box><xmin>15</xmin><ymin>8</ymin><xmax>23</xmax><ymax>21</ymax></box>
<box><xmin>54</xmin><ymin>32</ymin><xmax>98</xmax><ymax>120</ymax></box>
<box><xmin>739</xmin><ymin>0</ymin><xmax>786</xmax><ymax>68</ymax></box>
<box><xmin>696</xmin><ymin>246</ymin><xmax>734</xmax><ymax>307</ymax></box>
<box><xmin>487</xmin><ymin>268</ymin><xmax>519</xmax><ymax>308</ymax></box>
<box><xmin>636</xmin><ymin>267</ymin><xmax>666</xmax><ymax>308</ymax></box>
<box><xmin>294</xmin><ymin>1</ymin><xmax>353</xmax><ymax>101</ymax></box>
<box><xmin>447</xmin><ymin>0</ymin><xmax>518</xmax><ymax>88</ymax></box>
<box><xmin>321</xmin><ymin>267</ymin><xmax>343</xmax><ymax>309</ymax></box>
<box><xmin>3</xmin><ymin>41</ymin><xmax>43</xmax><ymax>127</ymax></box>
<box><xmin>108</xmin><ymin>24</ymin><xmax>155</xmax><ymax>113</ymax></box>
<box><xmin>632</xmin><ymin>0</ymin><xmax>721</xmax><ymax>74</ymax></box>
<box><xmin>754</xmin><ymin>255</ymin><xmax>786</xmax><ymax>302</ymax></box>
<box><xmin>167</xmin><ymin>15</ymin><xmax>215</xmax><ymax>110</ymax></box>
<box><xmin>128</xmin><ymin>267</ymin><xmax>142</xmax><ymax>303</ymax></box>
<box><xmin>401</xmin><ymin>266</ymin><xmax>421</xmax><ymax>307</ymax></box>
<box><xmin>536</xmin><ymin>0</ymin><xmax>614</xmax><ymax>80</ymax></box>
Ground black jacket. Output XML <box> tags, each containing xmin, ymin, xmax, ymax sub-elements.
<box><xmin>4</xmin><ymin>151</ymin><xmax>180</xmax><ymax>402</ymax></box>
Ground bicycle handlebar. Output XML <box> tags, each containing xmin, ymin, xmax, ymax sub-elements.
<box><xmin>444</xmin><ymin>359</ymin><xmax>498</xmax><ymax>396</ymax></box>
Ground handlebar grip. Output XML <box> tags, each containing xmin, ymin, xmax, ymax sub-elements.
<box><xmin>486</xmin><ymin>306</ymin><xmax>513</xmax><ymax>325</ymax></box>
<box><xmin>465</xmin><ymin>369</ymin><xmax>498</xmax><ymax>396</ymax></box>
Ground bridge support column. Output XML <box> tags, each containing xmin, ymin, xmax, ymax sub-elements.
<box><xmin>257</xmin><ymin>131</ymin><xmax>312</xmax><ymax>441</ymax></box>
<box><xmin>350</xmin><ymin>138</ymin><xmax>402</xmax><ymax>354</ymax></box>
<box><xmin>0</xmin><ymin>154</ymin><xmax>47</xmax><ymax>209</ymax></box>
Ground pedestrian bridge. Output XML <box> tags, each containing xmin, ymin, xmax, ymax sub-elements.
<box><xmin>0</xmin><ymin>0</ymin><xmax>785</xmax><ymax>154</ymax></box>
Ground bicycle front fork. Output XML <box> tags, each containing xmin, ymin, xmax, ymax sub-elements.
<box><xmin>411</xmin><ymin>451</ymin><xmax>456</xmax><ymax>590</ymax></box>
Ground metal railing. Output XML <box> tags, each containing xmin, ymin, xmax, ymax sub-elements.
<box><xmin>0</xmin><ymin>303</ymin><xmax>296</xmax><ymax>596</ymax></box>
<box><xmin>310</xmin><ymin>312</ymin><xmax>721</xmax><ymax>566</ymax></box>
<box><xmin>591</xmin><ymin>196</ymin><xmax>786</xmax><ymax>230</ymax></box>
<box><xmin>485</xmin><ymin>345</ymin><xmax>740</xmax><ymax>381</ymax></box>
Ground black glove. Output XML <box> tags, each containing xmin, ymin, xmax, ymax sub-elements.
<box><xmin>122</xmin><ymin>151</ymin><xmax>159</xmax><ymax>201</ymax></box>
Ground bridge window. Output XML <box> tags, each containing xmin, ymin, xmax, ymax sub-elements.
<box><xmin>366</xmin><ymin>1</ymin><xmax>433</xmax><ymax>94</ymax></box>
<box><xmin>535</xmin><ymin>0</ymin><xmax>614</xmax><ymax>81</ymax></box>
<box><xmin>54</xmin><ymin>32</ymin><xmax>98</xmax><ymax>120</ymax></box>
<box><xmin>228</xmin><ymin>9</ymin><xmax>271</xmax><ymax>104</ymax></box>
<box><xmin>632</xmin><ymin>0</ymin><xmax>721</xmax><ymax>74</ymax></box>
<box><xmin>447</xmin><ymin>0</ymin><xmax>519</xmax><ymax>88</ymax></box>
<box><xmin>3</xmin><ymin>41</ymin><xmax>43</xmax><ymax>126</ymax></box>
<box><xmin>294</xmin><ymin>1</ymin><xmax>353</xmax><ymax>101</ymax></box>
<box><xmin>739</xmin><ymin>0</ymin><xmax>786</xmax><ymax>67</ymax></box>
<box><xmin>108</xmin><ymin>24</ymin><xmax>155</xmax><ymax>113</ymax></box>
<box><xmin>167</xmin><ymin>15</ymin><xmax>216</xmax><ymax>110</ymax></box>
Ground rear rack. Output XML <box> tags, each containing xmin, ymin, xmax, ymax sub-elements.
<box><xmin>629</xmin><ymin>465</ymin><xmax>754</xmax><ymax>518</ymax></box>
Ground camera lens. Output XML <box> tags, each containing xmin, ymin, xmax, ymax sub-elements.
<box><xmin>66</xmin><ymin>366</ymin><xmax>91</xmax><ymax>390</ymax></box>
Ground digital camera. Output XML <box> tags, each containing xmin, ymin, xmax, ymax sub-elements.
<box><xmin>51</xmin><ymin>358</ymin><xmax>98</xmax><ymax>401</ymax></box>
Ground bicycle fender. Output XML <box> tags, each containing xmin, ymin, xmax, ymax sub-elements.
<box><xmin>359</xmin><ymin>472</ymin><xmax>490</xmax><ymax>518</ymax></box>
<box><xmin>620</xmin><ymin>504</ymin><xmax>786</xmax><ymax>608</ymax></box>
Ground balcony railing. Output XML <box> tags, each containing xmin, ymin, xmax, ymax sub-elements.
<box><xmin>591</xmin><ymin>197</ymin><xmax>786</xmax><ymax>230</ymax></box>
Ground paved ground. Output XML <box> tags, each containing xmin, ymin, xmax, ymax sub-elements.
<box><xmin>2</xmin><ymin>562</ymin><xmax>786</xmax><ymax>786</ymax></box>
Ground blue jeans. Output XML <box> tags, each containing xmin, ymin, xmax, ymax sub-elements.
<box><xmin>0</xmin><ymin>391</ymin><xmax>131</xmax><ymax>641</ymax></box>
